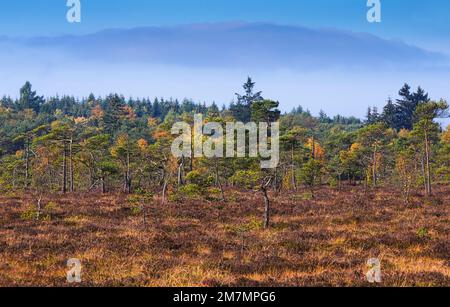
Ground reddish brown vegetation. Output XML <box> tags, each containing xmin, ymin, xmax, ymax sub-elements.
<box><xmin>0</xmin><ymin>186</ymin><xmax>448</xmax><ymax>287</ymax></box>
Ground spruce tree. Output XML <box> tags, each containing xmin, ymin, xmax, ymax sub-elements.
<box><xmin>18</xmin><ymin>81</ymin><xmax>44</xmax><ymax>113</ymax></box>
<box><xmin>103</xmin><ymin>94</ymin><xmax>125</xmax><ymax>135</ymax></box>
<box><xmin>382</xmin><ymin>98</ymin><xmax>398</xmax><ymax>129</ymax></box>
<box><xmin>232</xmin><ymin>77</ymin><xmax>263</xmax><ymax>122</ymax></box>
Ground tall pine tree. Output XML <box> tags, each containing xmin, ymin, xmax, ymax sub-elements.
<box><xmin>231</xmin><ymin>77</ymin><xmax>263</xmax><ymax>122</ymax></box>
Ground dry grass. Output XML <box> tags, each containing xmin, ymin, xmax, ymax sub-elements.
<box><xmin>0</xmin><ymin>185</ymin><xmax>448</xmax><ymax>287</ymax></box>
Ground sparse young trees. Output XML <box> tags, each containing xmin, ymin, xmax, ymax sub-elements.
<box><xmin>412</xmin><ymin>100</ymin><xmax>449</xmax><ymax>196</ymax></box>
<box><xmin>0</xmin><ymin>81</ymin><xmax>448</xmax><ymax>213</ymax></box>
<box><xmin>110</xmin><ymin>133</ymin><xmax>138</xmax><ymax>194</ymax></box>
<box><xmin>437</xmin><ymin>125</ymin><xmax>450</xmax><ymax>184</ymax></box>
<box><xmin>357</xmin><ymin>123</ymin><xmax>393</xmax><ymax>186</ymax></box>
<box><xmin>281</xmin><ymin>127</ymin><xmax>308</xmax><ymax>190</ymax></box>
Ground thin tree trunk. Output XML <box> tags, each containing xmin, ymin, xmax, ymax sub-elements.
<box><xmin>62</xmin><ymin>141</ymin><xmax>67</xmax><ymax>194</ymax></box>
<box><xmin>216</xmin><ymin>161</ymin><xmax>226</xmax><ymax>202</ymax></box>
<box><xmin>177</xmin><ymin>157</ymin><xmax>184</xmax><ymax>187</ymax></box>
<box><xmin>126</xmin><ymin>150</ymin><xmax>132</xmax><ymax>194</ymax></box>
<box><xmin>36</xmin><ymin>196</ymin><xmax>42</xmax><ymax>221</ymax></box>
<box><xmin>142</xmin><ymin>203</ymin><xmax>147</xmax><ymax>230</ymax></box>
<box><xmin>291</xmin><ymin>145</ymin><xmax>297</xmax><ymax>190</ymax></box>
<box><xmin>162</xmin><ymin>180</ymin><xmax>168</xmax><ymax>204</ymax></box>
<box><xmin>69</xmin><ymin>138</ymin><xmax>74</xmax><ymax>192</ymax></box>
<box><xmin>25</xmin><ymin>140</ymin><xmax>30</xmax><ymax>189</ymax></box>
<box><xmin>190</xmin><ymin>142</ymin><xmax>193</xmax><ymax>172</ymax></box>
<box><xmin>12</xmin><ymin>166</ymin><xmax>16</xmax><ymax>189</ymax></box>
<box><xmin>420</xmin><ymin>157</ymin><xmax>426</xmax><ymax>194</ymax></box>
<box><xmin>424</xmin><ymin>131</ymin><xmax>432</xmax><ymax>196</ymax></box>
<box><xmin>262</xmin><ymin>188</ymin><xmax>270</xmax><ymax>229</ymax></box>
<box><xmin>101</xmin><ymin>176</ymin><xmax>106</xmax><ymax>193</ymax></box>
<box><xmin>372</xmin><ymin>147</ymin><xmax>377</xmax><ymax>187</ymax></box>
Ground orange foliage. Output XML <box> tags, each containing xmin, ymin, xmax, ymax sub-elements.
<box><xmin>137</xmin><ymin>139</ymin><xmax>149</xmax><ymax>152</ymax></box>
<box><xmin>442</xmin><ymin>125</ymin><xmax>450</xmax><ymax>144</ymax></box>
<box><xmin>147</xmin><ymin>117</ymin><xmax>159</xmax><ymax>128</ymax></box>
<box><xmin>152</xmin><ymin>129</ymin><xmax>170</xmax><ymax>140</ymax></box>
<box><xmin>74</xmin><ymin>117</ymin><xmax>87</xmax><ymax>125</ymax></box>
<box><xmin>305</xmin><ymin>138</ymin><xmax>325</xmax><ymax>159</ymax></box>
<box><xmin>349</xmin><ymin>142</ymin><xmax>362</xmax><ymax>153</ymax></box>
<box><xmin>122</xmin><ymin>106</ymin><xmax>136</xmax><ymax>120</ymax></box>
<box><xmin>398</xmin><ymin>129</ymin><xmax>410</xmax><ymax>139</ymax></box>
<box><xmin>91</xmin><ymin>105</ymin><xmax>104</xmax><ymax>119</ymax></box>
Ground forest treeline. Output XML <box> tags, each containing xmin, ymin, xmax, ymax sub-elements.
<box><xmin>0</xmin><ymin>78</ymin><xmax>449</xmax><ymax>210</ymax></box>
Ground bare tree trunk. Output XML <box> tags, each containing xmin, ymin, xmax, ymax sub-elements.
<box><xmin>276</xmin><ymin>171</ymin><xmax>283</xmax><ymax>194</ymax></box>
<box><xmin>36</xmin><ymin>196</ymin><xmax>42</xmax><ymax>221</ymax></box>
<box><xmin>291</xmin><ymin>145</ymin><xmax>297</xmax><ymax>190</ymax></box>
<box><xmin>216</xmin><ymin>161</ymin><xmax>226</xmax><ymax>202</ymax></box>
<box><xmin>101</xmin><ymin>176</ymin><xmax>106</xmax><ymax>193</ymax></box>
<box><xmin>25</xmin><ymin>140</ymin><xmax>30</xmax><ymax>189</ymax></box>
<box><xmin>69</xmin><ymin>138</ymin><xmax>74</xmax><ymax>192</ymax></box>
<box><xmin>125</xmin><ymin>151</ymin><xmax>132</xmax><ymax>194</ymax></box>
<box><xmin>162</xmin><ymin>180</ymin><xmax>168</xmax><ymax>204</ymax></box>
<box><xmin>12</xmin><ymin>166</ymin><xmax>17</xmax><ymax>189</ymax></box>
<box><xmin>262</xmin><ymin>187</ymin><xmax>270</xmax><ymax>229</ymax></box>
<box><xmin>190</xmin><ymin>142</ymin><xmax>193</xmax><ymax>172</ymax></box>
<box><xmin>142</xmin><ymin>203</ymin><xmax>147</xmax><ymax>230</ymax></box>
<box><xmin>421</xmin><ymin>157</ymin><xmax>427</xmax><ymax>196</ymax></box>
<box><xmin>62</xmin><ymin>141</ymin><xmax>67</xmax><ymax>194</ymax></box>
<box><xmin>372</xmin><ymin>147</ymin><xmax>377</xmax><ymax>187</ymax></box>
<box><xmin>177</xmin><ymin>157</ymin><xmax>184</xmax><ymax>187</ymax></box>
<box><xmin>424</xmin><ymin>131</ymin><xmax>432</xmax><ymax>196</ymax></box>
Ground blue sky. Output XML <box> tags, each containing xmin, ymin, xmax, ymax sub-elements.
<box><xmin>1</xmin><ymin>0</ymin><xmax>450</xmax><ymax>49</ymax></box>
<box><xmin>0</xmin><ymin>1</ymin><xmax>449</xmax><ymax>117</ymax></box>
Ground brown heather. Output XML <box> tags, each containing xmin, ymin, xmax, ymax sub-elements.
<box><xmin>0</xmin><ymin>186</ymin><xmax>448</xmax><ymax>287</ymax></box>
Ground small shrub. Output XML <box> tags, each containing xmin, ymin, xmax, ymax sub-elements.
<box><xmin>185</xmin><ymin>171</ymin><xmax>213</xmax><ymax>187</ymax></box>
<box><xmin>302</xmin><ymin>192</ymin><xmax>313</xmax><ymax>201</ymax></box>
<box><xmin>328</xmin><ymin>177</ymin><xmax>339</xmax><ymax>188</ymax></box>
<box><xmin>179</xmin><ymin>184</ymin><xmax>203</xmax><ymax>199</ymax></box>
<box><xmin>21</xmin><ymin>201</ymin><xmax>56</xmax><ymax>221</ymax></box>
<box><xmin>21</xmin><ymin>206</ymin><xmax>38</xmax><ymax>221</ymax></box>
<box><xmin>130</xmin><ymin>205</ymin><xmax>143</xmax><ymax>216</ymax></box>
<box><xmin>128</xmin><ymin>191</ymin><xmax>154</xmax><ymax>204</ymax></box>
<box><xmin>230</xmin><ymin>170</ymin><xmax>262</xmax><ymax>189</ymax></box>
<box><xmin>44</xmin><ymin>202</ymin><xmax>58</xmax><ymax>219</ymax></box>
<box><xmin>417</xmin><ymin>227</ymin><xmax>430</xmax><ymax>239</ymax></box>
<box><xmin>168</xmin><ymin>193</ymin><xmax>182</xmax><ymax>203</ymax></box>
<box><xmin>227</xmin><ymin>218</ymin><xmax>263</xmax><ymax>235</ymax></box>
<box><xmin>205</xmin><ymin>187</ymin><xmax>222</xmax><ymax>201</ymax></box>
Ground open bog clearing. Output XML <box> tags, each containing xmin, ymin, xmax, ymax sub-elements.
<box><xmin>0</xmin><ymin>186</ymin><xmax>448</xmax><ymax>287</ymax></box>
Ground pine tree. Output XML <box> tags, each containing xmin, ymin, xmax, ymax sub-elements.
<box><xmin>231</xmin><ymin>77</ymin><xmax>263</xmax><ymax>122</ymax></box>
<box><xmin>251</xmin><ymin>100</ymin><xmax>281</xmax><ymax>123</ymax></box>
<box><xmin>366</xmin><ymin>107</ymin><xmax>373</xmax><ymax>124</ymax></box>
<box><xmin>412</xmin><ymin>100</ymin><xmax>449</xmax><ymax>196</ymax></box>
<box><xmin>395</xmin><ymin>84</ymin><xmax>430</xmax><ymax>130</ymax></box>
<box><xmin>102</xmin><ymin>94</ymin><xmax>125</xmax><ymax>135</ymax></box>
<box><xmin>382</xmin><ymin>98</ymin><xmax>397</xmax><ymax>129</ymax></box>
<box><xmin>319</xmin><ymin>110</ymin><xmax>330</xmax><ymax>123</ymax></box>
<box><xmin>18</xmin><ymin>82</ymin><xmax>44</xmax><ymax>113</ymax></box>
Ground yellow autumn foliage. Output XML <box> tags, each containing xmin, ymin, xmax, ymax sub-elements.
<box><xmin>137</xmin><ymin>139</ymin><xmax>148</xmax><ymax>152</ymax></box>
<box><xmin>442</xmin><ymin>125</ymin><xmax>450</xmax><ymax>144</ymax></box>
<box><xmin>305</xmin><ymin>138</ymin><xmax>325</xmax><ymax>160</ymax></box>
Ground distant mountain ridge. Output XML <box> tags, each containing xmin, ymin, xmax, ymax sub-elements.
<box><xmin>1</xmin><ymin>22</ymin><xmax>447</xmax><ymax>70</ymax></box>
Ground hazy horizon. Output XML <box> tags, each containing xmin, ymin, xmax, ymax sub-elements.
<box><xmin>1</xmin><ymin>1</ymin><xmax>449</xmax><ymax>118</ymax></box>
